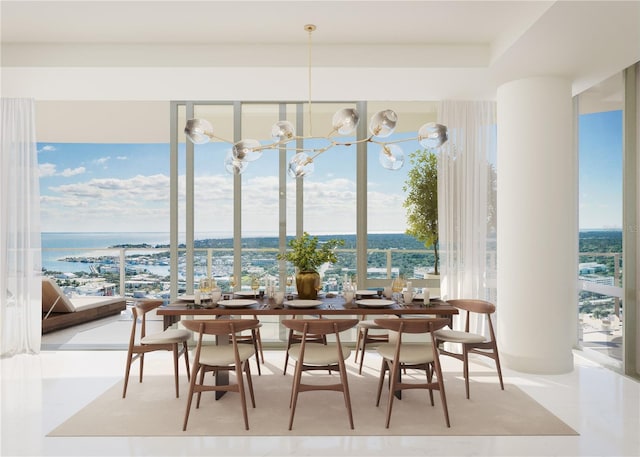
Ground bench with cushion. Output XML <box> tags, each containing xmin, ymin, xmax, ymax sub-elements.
<box><xmin>41</xmin><ymin>278</ymin><xmax>127</xmax><ymax>334</ymax></box>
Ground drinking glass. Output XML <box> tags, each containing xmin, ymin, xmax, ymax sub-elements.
<box><xmin>251</xmin><ymin>276</ymin><xmax>260</xmax><ymax>299</ymax></box>
<box><xmin>229</xmin><ymin>274</ymin><xmax>237</xmax><ymax>296</ymax></box>
<box><xmin>391</xmin><ymin>278</ymin><xmax>403</xmax><ymax>302</ymax></box>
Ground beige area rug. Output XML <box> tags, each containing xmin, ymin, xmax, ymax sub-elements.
<box><xmin>49</xmin><ymin>359</ymin><xmax>578</xmax><ymax>437</ymax></box>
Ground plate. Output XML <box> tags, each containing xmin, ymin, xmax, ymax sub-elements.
<box><xmin>355</xmin><ymin>290</ymin><xmax>377</xmax><ymax>296</ymax></box>
<box><xmin>356</xmin><ymin>299</ymin><xmax>395</xmax><ymax>307</ymax></box>
<box><xmin>234</xmin><ymin>290</ymin><xmax>261</xmax><ymax>297</ymax></box>
<box><xmin>176</xmin><ymin>294</ymin><xmax>196</xmax><ymax>301</ymax></box>
<box><xmin>218</xmin><ymin>299</ymin><xmax>257</xmax><ymax>308</ymax></box>
<box><xmin>284</xmin><ymin>299</ymin><xmax>323</xmax><ymax>308</ymax></box>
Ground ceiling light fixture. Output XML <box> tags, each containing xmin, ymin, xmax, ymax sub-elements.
<box><xmin>184</xmin><ymin>24</ymin><xmax>448</xmax><ymax>177</ymax></box>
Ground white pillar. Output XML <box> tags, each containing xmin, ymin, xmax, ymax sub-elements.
<box><xmin>497</xmin><ymin>76</ymin><xmax>577</xmax><ymax>374</ymax></box>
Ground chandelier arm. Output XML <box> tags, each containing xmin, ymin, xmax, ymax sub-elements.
<box><xmin>377</xmin><ymin>136</ymin><xmax>420</xmax><ymax>145</ymax></box>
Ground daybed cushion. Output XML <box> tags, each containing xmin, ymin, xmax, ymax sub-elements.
<box><xmin>41</xmin><ymin>278</ymin><xmax>127</xmax><ymax>334</ymax></box>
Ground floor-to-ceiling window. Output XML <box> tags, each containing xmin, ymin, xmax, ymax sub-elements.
<box><xmin>575</xmin><ymin>66</ymin><xmax>639</xmax><ymax>377</ymax></box>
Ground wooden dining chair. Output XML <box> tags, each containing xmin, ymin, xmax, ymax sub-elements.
<box><xmin>232</xmin><ymin>314</ymin><xmax>265</xmax><ymax>375</ymax></box>
<box><xmin>282</xmin><ymin>318</ymin><xmax>359</xmax><ymax>430</ymax></box>
<box><xmin>122</xmin><ymin>299</ymin><xmax>191</xmax><ymax>399</ymax></box>
<box><xmin>181</xmin><ymin>319</ymin><xmax>260</xmax><ymax>431</ymax></box>
<box><xmin>433</xmin><ymin>299</ymin><xmax>504</xmax><ymax>399</ymax></box>
<box><xmin>353</xmin><ymin>314</ymin><xmax>390</xmax><ymax>374</ymax></box>
<box><xmin>282</xmin><ymin>314</ymin><xmax>327</xmax><ymax>375</ymax></box>
<box><xmin>374</xmin><ymin>317</ymin><xmax>451</xmax><ymax>428</ymax></box>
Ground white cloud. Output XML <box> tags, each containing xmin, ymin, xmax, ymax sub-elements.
<box><xmin>60</xmin><ymin>167</ymin><xmax>86</xmax><ymax>177</ymax></box>
<box><xmin>38</xmin><ymin>145</ymin><xmax>56</xmax><ymax>153</ymax></box>
<box><xmin>39</xmin><ymin>163</ymin><xmax>57</xmax><ymax>177</ymax></box>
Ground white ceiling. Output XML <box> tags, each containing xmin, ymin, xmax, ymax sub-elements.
<box><xmin>1</xmin><ymin>0</ymin><xmax>639</xmax><ymax>97</ymax></box>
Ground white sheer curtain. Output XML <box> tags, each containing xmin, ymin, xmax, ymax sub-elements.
<box><xmin>1</xmin><ymin>98</ymin><xmax>42</xmax><ymax>357</ymax></box>
<box><xmin>438</xmin><ymin>100</ymin><xmax>497</xmax><ymax>334</ymax></box>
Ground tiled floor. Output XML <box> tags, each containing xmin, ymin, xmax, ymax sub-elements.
<box><xmin>2</xmin><ymin>321</ymin><xmax>639</xmax><ymax>457</ymax></box>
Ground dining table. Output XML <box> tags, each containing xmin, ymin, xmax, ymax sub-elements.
<box><xmin>157</xmin><ymin>293</ymin><xmax>458</xmax><ymax>329</ymax></box>
<box><xmin>156</xmin><ymin>292</ymin><xmax>458</xmax><ymax>399</ymax></box>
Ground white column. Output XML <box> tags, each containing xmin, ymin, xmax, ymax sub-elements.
<box><xmin>497</xmin><ymin>76</ymin><xmax>577</xmax><ymax>374</ymax></box>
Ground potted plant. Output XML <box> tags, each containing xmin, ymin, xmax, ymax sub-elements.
<box><xmin>277</xmin><ymin>232</ymin><xmax>345</xmax><ymax>299</ymax></box>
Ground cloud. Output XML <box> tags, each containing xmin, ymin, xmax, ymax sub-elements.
<box><xmin>94</xmin><ymin>156</ymin><xmax>111</xmax><ymax>167</ymax></box>
<box><xmin>38</xmin><ymin>145</ymin><xmax>56</xmax><ymax>153</ymax></box>
<box><xmin>39</xmin><ymin>163</ymin><xmax>57</xmax><ymax>177</ymax></box>
<box><xmin>60</xmin><ymin>167</ymin><xmax>86</xmax><ymax>177</ymax></box>
<box><xmin>116</xmin><ymin>156</ymin><xmax>128</xmax><ymax>160</ymax></box>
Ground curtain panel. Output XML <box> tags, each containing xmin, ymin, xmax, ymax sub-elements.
<box><xmin>438</xmin><ymin>100</ymin><xmax>497</xmax><ymax>335</ymax></box>
<box><xmin>1</xmin><ymin>98</ymin><xmax>42</xmax><ymax>357</ymax></box>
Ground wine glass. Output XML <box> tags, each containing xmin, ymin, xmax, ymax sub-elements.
<box><xmin>229</xmin><ymin>274</ymin><xmax>237</xmax><ymax>297</ymax></box>
<box><xmin>251</xmin><ymin>276</ymin><xmax>260</xmax><ymax>299</ymax></box>
<box><xmin>391</xmin><ymin>277</ymin><xmax>403</xmax><ymax>303</ymax></box>
<box><xmin>286</xmin><ymin>275</ymin><xmax>294</xmax><ymax>294</ymax></box>
<box><xmin>199</xmin><ymin>277</ymin><xmax>211</xmax><ymax>300</ymax></box>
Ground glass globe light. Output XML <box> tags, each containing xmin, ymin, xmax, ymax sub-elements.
<box><xmin>287</xmin><ymin>152</ymin><xmax>315</xmax><ymax>178</ymax></box>
<box><xmin>332</xmin><ymin>108</ymin><xmax>360</xmax><ymax>135</ymax></box>
<box><xmin>271</xmin><ymin>120</ymin><xmax>295</xmax><ymax>142</ymax></box>
<box><xmin>184</xmin><ymin>118</ymin><xmax>213</xmax><ymax>144</ymax></box>
<box><xmin>224</xmin><ymin>150</ymin><xmax>248</xmax><ymax>174</ymax></box>
<box><xmin>378</xmin><ymin>144</ymin><xmax>404</xmax><ymax>170</ymax></box>
<box><xmin>418</xmin><ymin>123</ymin><xmax>448</xmax><ymax>149</ymax></box>
<box><xmin>369</xmin><ymin>110</ymin><xmax>398</xmax><ymax>138</ymax></box>
<box><xmin>232</xmin><ymin>139</ymin><xmax>262</xmax><ymax>162</ymax></box>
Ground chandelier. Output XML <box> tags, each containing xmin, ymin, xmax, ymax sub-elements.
<box><xmin>184</xmin><ymin>24</ymin><xmax>448</xmax><ymax>177</ymax></box>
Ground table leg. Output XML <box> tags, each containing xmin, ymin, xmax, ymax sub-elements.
<box><xmin>215</xmin><ymin>317</ymin><xmax>230</xmax><ymax>400</ymax></box>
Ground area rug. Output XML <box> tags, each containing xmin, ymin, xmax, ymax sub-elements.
<box><xmin>48</xmin><ymin>360</ymin><xmax>578</xmax><ymax>437</ymax></box>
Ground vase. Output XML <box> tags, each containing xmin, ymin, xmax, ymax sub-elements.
<box><xmin>296</xmin><ymin>270</ymin><xmax>320</xmax><ymax>299</ymax></box>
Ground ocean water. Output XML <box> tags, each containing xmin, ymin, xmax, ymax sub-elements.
<box><xmin>41</xmin><ymin>231</ymin><xmax>286</xmax><ymax>274</ymax></box>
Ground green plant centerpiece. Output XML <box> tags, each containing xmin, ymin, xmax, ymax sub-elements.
<box><xmin>277</xmin><ymin>232</ymin><xmax>345</xmax><ymax>299</ymax></box>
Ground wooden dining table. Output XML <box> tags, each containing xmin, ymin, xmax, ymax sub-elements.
<box><xmin>156</xmin><ymin>293</ymin><xmax>458</xmax><ymax>399</ymax></box>
<box><xmin>157</xmin><ymin>293</ymin><xmax>458</xmax><ymax>329</ymax></box>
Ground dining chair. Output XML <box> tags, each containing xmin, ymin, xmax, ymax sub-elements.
<box><xmin>433</xmin><ymin>299</ymin><xmax>504</xmax><ymax>399</ymax></box>
<box><xmin>122</xmin><ymin>299</ymin><xmax>191</xmax><ymax>399</ymax></box>
<box><xmin>181</xmin><ymin>319</ymin><xmax>260</xmax><ymax>431</ymax></box>
<box><xmin>374</xmin><ymin>317</ymin><xmax>451</xmax><ymax>428</ymax></box>
<box><xmin>282</xmin><ymin>314</ymin><xmax>327</xmax><ymax>375</ymax></box>
<box><xmin>232</xmin><ymin>314</ymin><xmax>265</xmax><ymax>375</ymax></box>
<box><xmin>281</xmin><ymin>318</ymin><xmax>359</xmax><ymax>430</ymax></box>
<box><xmin>353</xmin><ymin>315</ymin><xmax>389</xmax><ymax>374</ymax></box>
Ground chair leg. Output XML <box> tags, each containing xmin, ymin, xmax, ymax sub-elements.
<box><xmin>244</xmin><ymin>360</ymin><xmax>256</xmax><ymax>408</ymax></box>
<box><xmin>384</xmin><ymin>359</ymin><xmax>400</xmax><ymax>428</ymax></box>
<box><xmin>288</xmin><ymin>359</ymin><xmax>304</xmax><ymax>430</ymax></box>
<box><xmin>283</xmin><ymin>330</ymin><xmax>294</xmax><ymax>375</ymax></box>
<box><xmin>139</xmin><ymin>353</ymin><xmax>145</xmax><ymax>383</ymax></box>
<box><xmin>463</xmin><ymin>346</ymin><xmax>471</xmax><ymax>399</ymax></box>
<box><xmin>122</xmin><ymin>350</ymin><xmax>134</xmax><ymax>398</ymax></box>
<box><xmin>354</xmin><ymin>327</ymin><xmax>363</xmax><ymax>363</ymax></box>
<box><xmin>183</xmin><ymin>364</ymin><xmax>200</xmax><ymax>431</ymax></box>
<box><xmin>251</xmin><ymin>330</ymin><xmax>262</xmax><ymax>376</ymax></box>
<box><xmin>358</xmin><ymin>328</ymin><xmax>369</xmax><ymax>374</ymax></box>
<box><xmin>375</xmin><ymin>358</ymin><xmax>388</xmax><ymax>407</ymax></box>
<box><xmin>432</xmin><ymin>356</ymin><xmax>451</xmax><ymax>428</ymax></box>
<box><xmin>425</xmin><ymin>362</ymin><xmax>435</xmax><ymax>406</ymax></box>
<box><xmin>173</xmin><ymin>344</ymin><xmax>180</xmax><ymax>398</ymax></box>
<box><xmin>182</xmin><ymin>341</ymin><xmax>191</xmax><ymax>381</ymax></box>
<box><xmin>493</xmin><ymin>343</ymin><xmax>505</xmax><ymax>391</ymax></box>
<box><xmin>255</xmin><ymin>327</ymin><xmax>265</xmax><ymax>364</ymax></box>
<box><xmin>236</xmin><ymin>362</ymin><xmax>250</xmax><ymax>431</ymax></box>
<box><xmin>338</xmin><ymin>357</ymin><xmax>355</xmax><ymax>430</ymax></box>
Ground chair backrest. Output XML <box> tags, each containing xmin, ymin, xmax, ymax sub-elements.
<box><xmin>446</xmin><ymin>299</ymin><xmax>496</xmax><ymax>315</ymax></box>
<box><xmin>129</xmin><ymin>299</ymin><xmax>164</xmax><ymax>341</ymax></box>
<box><xmin>282</xmin><ymin>318</ymin><xmax>358</xmax><ymax>336</ymax></box>
<box><xmin>182</xmin><ymin>319</ymin><xmax>260</xmax><ymax>337</ymax></box>
<box><xmin>374</xmin><ymin>317</ymin><xmax>449</xmax><ymax>336</ymax></box>
<box><xmin>446</xmin><ymin>299</ymin><xmax>497</xmax><ymax>341</ymax></box>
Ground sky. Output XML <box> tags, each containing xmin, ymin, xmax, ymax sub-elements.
<box><xmin>37</xmin><ymin>134</ymin><xmax>418</xmax><ymax>235</ymax></box>
<box><xmin>37</xmin><ymin>110</ymin><xmax>623</xmax><ymax>234</ymax></box>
